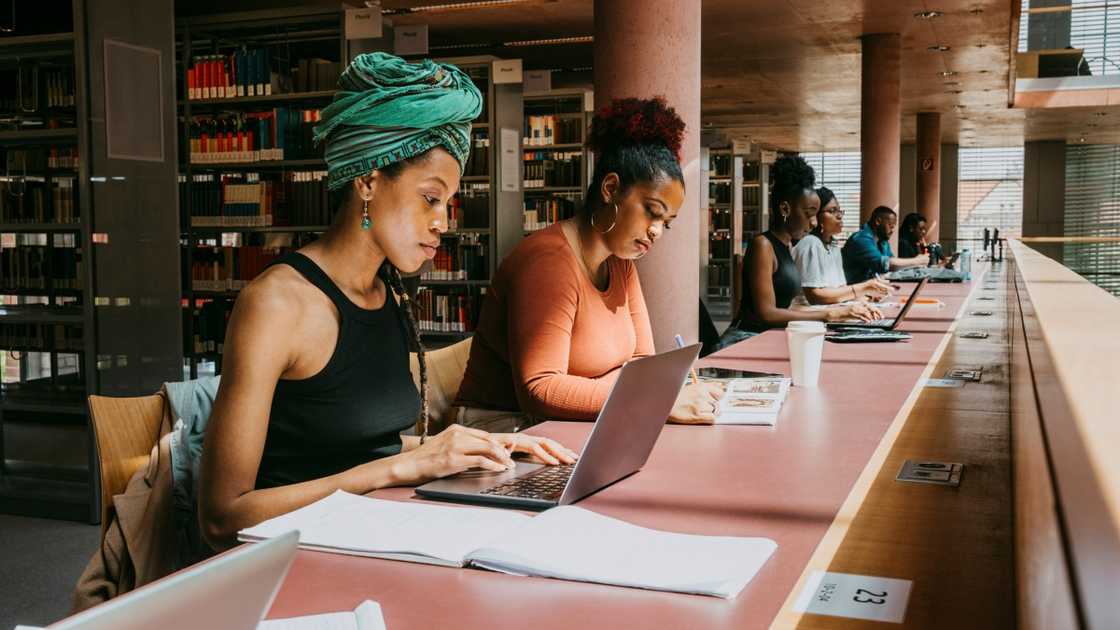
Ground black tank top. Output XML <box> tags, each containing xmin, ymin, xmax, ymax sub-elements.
<box><xmin>255</xmin><ymin>252</ymin><xmax>420</xmax><ymax>489</ymax></box>
<box><xmin>735</xmin><ymin>231</ymin><xmax>801</xmax><ymax>333</ymax></box>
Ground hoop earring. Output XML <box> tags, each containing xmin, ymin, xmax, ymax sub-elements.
<box><xmin>591</xmin><ymin>202</ymin><xmax>618</xmax><ymax>234</ymax></box>
<box><xmin>361</xmin><ymin>199</ymin><xmax>372</xmax><ymax>230</ymax></box>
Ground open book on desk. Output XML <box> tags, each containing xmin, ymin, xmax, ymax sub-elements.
<box><xmin>704</xmin><ymin>376</ymin><xmax>792</xmax><ymax>426</ymax></box>
<box><xmin>240</xmin><ymin>490</ymin><xmax>777</xmax><ymax>599</ymax></box>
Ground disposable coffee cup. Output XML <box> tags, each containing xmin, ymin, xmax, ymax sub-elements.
<box><xmin>787</xmin><ymin>321</ymin><xmax>826</xmax><ymax>387</ymax></box>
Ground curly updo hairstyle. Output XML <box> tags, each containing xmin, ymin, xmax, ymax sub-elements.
<box><xmin>769</xmin><ymin>155</ymin><xmax>816</xmax><ymax>217</ymax></box>
<box><xmin>583</xmin><ymin>96</ymin><xmax>686</xmax><ymax>219</ymax></box>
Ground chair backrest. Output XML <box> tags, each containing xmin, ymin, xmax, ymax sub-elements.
<box><xmin>410</xmin><ymin>337</ymin><xmax>473</xmax><ymax>435</ymax></box>
<box><xmin>87</xmin><ymin>394</ymin><xmax>166</xmax><ymax>534</ymax></box>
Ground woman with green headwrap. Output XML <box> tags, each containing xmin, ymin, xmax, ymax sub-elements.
<box><xmin>198</xmin><ymin>53</ymin><xmax>576</xmax><ymax>549</ymax></box>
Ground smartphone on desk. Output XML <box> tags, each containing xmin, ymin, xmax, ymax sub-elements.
<box><xmin>698</xmin><ymin>367</ymin><xmax>784</xmax><ymax>380</ymax></box>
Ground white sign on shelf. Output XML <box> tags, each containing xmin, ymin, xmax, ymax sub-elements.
<box><xmin>345</xmin><ymin>6</ymin><xmax>383</xmax><ymax>40</ymax></box>
<box><xmin>793</xmin><ymin>571</ymin><xmax>912</xmax><ymax>624</ymax></box>
<box><xmin>492</xmin><ymin>59</ymin><xmax>523</xmax><ymax>84</ymax></box>
<box><xmin>394</xmin><ymin>25</ymin><xmax>428</xmax><ymax>56</ymax></box>
<box><xmin>499</xmin><ymin>127</ymin><xmax>521</xmax><ymax>192</ymax></box>
<box><xmin>524</xmin><ymin>69</ymin><xmax>551</xmax><ymax>93</ymax></box>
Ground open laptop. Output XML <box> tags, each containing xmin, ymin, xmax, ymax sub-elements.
<box><xmin>827</xmin><ymin>277</ymin><xmax>930</xmax><ymax>331</ymax></box>
<box><xmin>45</xmin><ymin>531</ymin><xmax>299</xmax><ymax>630</ymax></box>
<box><xmin>416</xmin><ymin>343</ymin><xmax>702</xmax><ymax>510</ymax></box>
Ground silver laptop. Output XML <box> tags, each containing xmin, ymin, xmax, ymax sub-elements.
<box><xmin>46</xmin><ymin>531</ymin><xmax>299</xmax><ymax>630</ymax></box>
<box><xmin>826</xmin><ymin>277</ymin><xmax>930</xmax><ymax>330</ymax></box>
<box><xmin>416</xmin><ymin>343</ymin><xmax>702</xmax><ymax>510</ymax></box>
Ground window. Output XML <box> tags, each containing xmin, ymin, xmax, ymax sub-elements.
<box><xmin>1019</xmin><ymin>0</ymin><xmax>1120</xmax><ymax>76</ymax></box>
<box><xmin>800</xmin><ymin>151</ymin><xmax>862</xmax><ymax>237</ymax></box>
<box><xmin>957</xmin><ymin>147</ymin><xmax>1024</xmax><ymax>246</ymax></box>
<box><xmin>1064</xmin><ymin>144</ymin><xmax>1120</xmax><ymax>297</ymax></box>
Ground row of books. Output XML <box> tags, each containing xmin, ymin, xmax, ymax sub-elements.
<box><xmin>184</xmin><ymin>298</ymin><xmax>233</xmax><ymax>356</ymax></box>
<box><xmin>707</xmin><ymin>262</ymin><xmax>732</xmax><ymax>289</ymax></box>
<box><xmin>5</xmin><ymin>147</ymin><xmax>79</xmax><ymax>171</ymax></box>
<box><xmin>464</xmin><ymin>130</ymin><xmax>490</xmax><ymax>178</ymax></box>
<box><xmin>709</xmin><ymin>153</ymin><xmax>733</xmax><ymax>178</ymax></box>
<box><xmin>181</xmin><ymin>171</ymin><xmax>331</xmax><ymax>227</ymax></box>
<box><xmin>710</xmin><ymin>207</ymin><xmax>732</xmax><ymax>230</ymax></box>
<box><xmin>415</xmin><ymin>288</ymin><xmax>484</xmax><ymax>334</ymax></box>
<box><xmin>186</xmin><ymin>108</ymin><xmax>321</xmax><ymax>163</ymax></box>
<box><xmin>186</xmin><ymin>51</ymin><xmax>341</xmax><ymax>101</ymax></box>
<box><xmin>710</xmin><ymin>232</ymin><xmax>733</xmax><ymax>259</ymax></box>
<box><xmin>709</xmin><ymin>181</ymin><xmax>732</xmax><ymax>204</ymax></box>
<box><xmin>524</xmin><ymin>151</ymin><xmax>581</xmax><ymax>188</ymax></box>
<box><xmin>450</xmin><ymin>183</ymin><xmax>490</xmax><ymax>230</ymax></box>
<box><xmin>0</xmin><ymin>323</ymin><xmax>83</xmax><ymax>352</ymax></box>
<box><xmin>420</xmin><ymin>235</ymin><xmax>488</xmax><ymax>281</ymax></box>
<box><xmin>743</xmin><ymin>185</ymin><xmax>762</xmax><ymax>208</ymax></box>
<box><xmin>0</xmin><ymin>177</ymin><xmax>78</xmax><ymax>224</ymax></box>
<box><xmin>523</xmin><ymin>194</ymin><xmax>579</xmax><ymax>232</ymax></box>
<box><xmin>0</xmin><ymin>65</ymin><xmax>75</xmax><ymax>112</ymax></box>
<box><xmin>523</xmin><ymin>115</ymin><xmax>582</xmax><ymax>146</ymax></box>
<box><xmin>0</xmin><ymin>245</ymin><xmax>83</xmax><ymax>291</ymax></box>
<box><xmin>186</xmin><ymin>245</ymin><xmax>287</xmax><ymax>291</ymax></box>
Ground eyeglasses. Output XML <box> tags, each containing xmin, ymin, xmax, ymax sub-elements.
<box><xmin>824</xmin><ymin>207</ymin><xmax>845</xmax><ymax>220</ymax></box>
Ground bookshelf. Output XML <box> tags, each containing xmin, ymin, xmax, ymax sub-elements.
<box><xmin>176</xmin><ymin>9</ymin><xmax>343</xmax><ymax>377</ymax></box>
<box><xmin>1</xmin><ymin>0</ymin><xmax>182</xmax><ymax>523</ymax></box>
<box><xmin>416</xmin><ymin>58</ymin><xmax>523</xmax><ymax>346</ymax></box>
<box><xmin>521</xmin><ymin>90</ymin><xmax>590</xmax><ymax>237</ymax></box>
<box><xmin>703</xmin><ymin>148</ymin><xmax>736</xmax><ymax>320</ymax></box>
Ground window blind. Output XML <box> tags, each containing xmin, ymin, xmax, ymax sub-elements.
<box><xmin>1064</xmin><ymin>144</ymin><xmax>1120</xmax><ymax>296</ymax></box>
<box><xmin>958</xmin><ymin>147</ymin><xmax>1025</xmax><ymax>245</ymax></box>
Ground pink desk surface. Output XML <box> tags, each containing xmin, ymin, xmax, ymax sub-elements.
<box><xmin>265</xmin><ymin>281</ymin><xmax>976</xmax><ymax>629</ymax></box>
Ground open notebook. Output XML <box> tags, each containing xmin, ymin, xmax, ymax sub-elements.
<box><xmin>259</xmin><ymin>601</ymin><xmax>384</xmax><ymax>630</ymax></box>
<box><xmin>240</xmin><ymin>490</ymin><xmax>777</xmax><ymax>599</ymax></box>
<box><xmin>713</xmin><ymin>377</ymin><xmax>792</xmax><ymax>425</ymax></box>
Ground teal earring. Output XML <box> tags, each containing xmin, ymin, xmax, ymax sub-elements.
<box><xmin>361</xmin><ymin>198</ymin><xmax>372</xmax><ymax>230</ymax></box>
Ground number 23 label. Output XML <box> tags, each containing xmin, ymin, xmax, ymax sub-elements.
<box><xmin>794</xmin><ymin>571</ymin><xmax>912</xmax><ymax>623</ymax></box>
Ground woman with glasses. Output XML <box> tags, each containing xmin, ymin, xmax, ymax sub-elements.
<box><xmin>793</xmin><ymin>186</ymin><xmax>890</xmax><ymax>305</ymax></box>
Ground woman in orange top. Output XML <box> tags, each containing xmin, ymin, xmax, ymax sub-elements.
<box><xmin>455</xmin><ymin>97</ymin><xmax>722</xmax><ymax>430</ymax></box>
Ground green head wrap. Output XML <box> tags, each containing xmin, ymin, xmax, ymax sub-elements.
<box><xmin>314</xmin><ymin>52</ymin><xmax>483</xmax><ymax>192</ymax></box>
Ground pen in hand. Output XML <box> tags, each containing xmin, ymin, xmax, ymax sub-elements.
<box><xmin>674</xmin><ymin>334</ymin><xmax>701</xmax><ymax>385</ymax></box>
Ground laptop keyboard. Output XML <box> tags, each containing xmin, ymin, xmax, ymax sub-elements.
<box><xmin>479</xmin><ymin>464</ymin><xmax>575</xmax><ymax>501</ymax></box>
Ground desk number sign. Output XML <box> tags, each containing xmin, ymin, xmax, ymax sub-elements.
<box><xmin>793</xmin><ymin>570</ymin><xmax>912</xmax><ymax>623</ymax></box>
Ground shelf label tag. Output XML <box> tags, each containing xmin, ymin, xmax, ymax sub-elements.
<box><xmin>793</xmin><ymin>571</ymin><xmax>912</xmax><ymax>623</ymax></box>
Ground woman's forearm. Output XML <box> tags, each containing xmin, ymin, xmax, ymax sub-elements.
<box><xmin>201</xmin><ymin>452</ymin><xmax>413</xmax><ymax>551</ymax></box>
<box><xmin>802</xmin><ymin>285</ymin><xmax>856</xmax><ymax>305</ymax></box>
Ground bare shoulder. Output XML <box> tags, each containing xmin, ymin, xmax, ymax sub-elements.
<box><xmin>234</xmin><ymin>264</ymin><xmax>312</xmax><ymax>324</ymax></box>
<box><xmin>750</xmin><ymin>233</ymin><xmax>774</xmax><ymax>255</ymax></box>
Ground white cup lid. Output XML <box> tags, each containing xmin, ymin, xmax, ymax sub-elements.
<box><xmin>787</xmin><ymin>321</ymin><xmax>826</xmax><ymax>332</ymax></box>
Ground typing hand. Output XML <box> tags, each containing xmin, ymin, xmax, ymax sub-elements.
<box><xmin>668</xmin><ymin>381</ymin><xmax>725</xmax><ymax>425</ymax></box>
<box><xmin>400</xmin><ymin>424</ymin><xmax>516</xmax><ymax>482</ymax></box>
<box><xmin>492</xmin><ymin>433</ymin><xmax>578</xmax><ymax>466</ymax></box>
<box><xmin>847</xmin><ymin>301</ymin><xmax>882</xmax><ymax>322</ymax></box>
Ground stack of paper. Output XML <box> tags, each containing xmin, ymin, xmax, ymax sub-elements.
<box><xmin>259</xmin><ymin>600</ymin><xmax>385</xmax><ymax>630</ymax></box>
<box><xmin>715</xmin><ymin>377</ymin><xmax>792</xmax><ymax>425</ymax></box>
<box><xmin>240</xmin><ymin>491</ymin><xmax>777</xmax><ymax>599</ymax></box>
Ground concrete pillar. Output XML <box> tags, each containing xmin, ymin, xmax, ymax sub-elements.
<box><xmin>1023</xmin><ymin>140</ymin><xmax>1067</xmax><ymax>262</ymax></box>
<box><xmin>900</xmin><ymin>143</ymin><xmax>916</xmax><ymax>214</ymax></box>
<box><xmin>916</xmin><ymin>112</ymin><xmax>943</xmax><ymax>242</ymax></box>
<box><xmin>594</xmin><ymin>0</ymin><xmax>701</xmax><ymax>350</ymax></box>
<box><xmin>860</xmin><ymin>34</ymin><xmax>901</xmax><ymax>250</ymax></box>
<box><xmin>939</xmin><ymin>143</ymin><xmax>960</xmax><ymax>252</ymax></box>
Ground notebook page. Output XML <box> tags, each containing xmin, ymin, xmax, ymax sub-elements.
<box><xmin>239</xmin><ymin>490</ymin><xmax>530</xmax><ymax>566</ymax></box>
<box><xmin>300</xmin><ymin>496</ymin><xmax>530</xmax><ymax>565</ymax></box>
<box><xmin>257</xmin><ymin>600</ymin><xmax>385</xmax><ymax>630</ymax></box>
<box><xmin>466</xmin><ymin>506</ymin><xmax>776</xmax><ymax>598</ymax></box>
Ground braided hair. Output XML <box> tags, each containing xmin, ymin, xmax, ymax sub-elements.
<box><xmin>769</xmin><ymin>155</ymin><xmax>816</xmax><ymax>231</ymax></box>
<box><xmin>379</xmin><ymin>262</ymin><xmax>430</xmax><ymax>442</ymax></box>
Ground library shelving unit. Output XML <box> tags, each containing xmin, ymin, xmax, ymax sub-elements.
<box><xmin>414</xmin><ymin>56</ymin><xmax>523</xmax><ymax>348</ymax></box>
<box><xmin>521</xmin><ymin>89</ymin><xmax>590</xmax><ymax>236</ymax></box>
<box><xmin>702</xmin><ymin>148</ymin><xmax>737</xmax><ymax>321</ymax></box>
<box><xmin>0</xmin><ymin>0</ymin><xmax>182</xmax><ymax>522</ymax></box>
<box><xmin>176</xmin><ymin>8</ymin><xmax>343</xmax><ymax>377</ymax></box>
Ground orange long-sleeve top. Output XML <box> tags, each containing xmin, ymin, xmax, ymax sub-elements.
<box><xmin>455</xmin><ymin>223</ymin><xmax>655</xmax><ymax>420</ymax></box>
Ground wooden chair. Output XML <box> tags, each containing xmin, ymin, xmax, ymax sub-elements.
<box><xmin>410</xmin><ymin>337</ymin><xmax>473</xmax><ymax>435</ymax></box>
<box><xmin>86</xmin><ymin>394</ymin><xmax>166</xmax><ymax>535</ymax></box>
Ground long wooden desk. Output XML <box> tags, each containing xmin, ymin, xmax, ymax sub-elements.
<box><xmin>263</xmin><ymin>271</ymin><xmax>1005</xmax><ymax>629</ymax></box>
